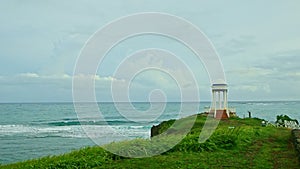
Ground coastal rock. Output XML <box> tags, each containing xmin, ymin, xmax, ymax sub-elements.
<box><xmin>292</xmin><ymin>129</ymin><xmax>300</xmax><ymax>162</ymax></box>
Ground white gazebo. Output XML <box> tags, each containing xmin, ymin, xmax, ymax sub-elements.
<box><xmin>211</xmin><ymin>81</ymin><xmax>230</xmax><ymax>119</ymax></box>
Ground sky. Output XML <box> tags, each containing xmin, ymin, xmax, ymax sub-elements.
<box><xmin>0</xmin><ymin>0</ymin><xmax>300</xmax><ymax>102</ymax></box>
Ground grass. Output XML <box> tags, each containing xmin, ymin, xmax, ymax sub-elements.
<box><xmin>1</xmin><ymin>114</ymin><xmax>299</xmax><ymax>169</ymax></box>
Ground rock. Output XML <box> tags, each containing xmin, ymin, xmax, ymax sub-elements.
<box><xmin>292</xmin><ymin>129</ymin><xmax>300</xmax><ymax>162</ymax></box>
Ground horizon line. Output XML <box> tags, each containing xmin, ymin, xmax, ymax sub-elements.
<box><xmin>0</xmin><ymin>100</ymin><xmax>300</xmax><ymax>104</ymax></box>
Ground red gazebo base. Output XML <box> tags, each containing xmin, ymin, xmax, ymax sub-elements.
<box><xmin>210</xmin><ymin>110</ymin><xmax>229</xmax><ymax>119</ymax></box>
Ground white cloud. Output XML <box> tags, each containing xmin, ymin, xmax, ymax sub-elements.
<box><xmin>94</xmin><ymin>75</ymin><xmax>123</xmax><ymax>82</ymax></box>
<box><xmin>234</xmin><ymin>84</ymin><xmax>271</xmax><ymax>93</ymax></box>
<box><xmin>10</xmin><ymin>73</ymin><xmax>125</xmax><ymax>81</ymax></box>
<box><xmin>73</xmin><ymin>74</ymin><xmax>124</xmax><ymax>83</ymax></box>
<box><xmin>287</xmin><ymin>72</ymin><xmax>300</xmax><ymax>78</ymax></box>
<box><xmin>229</xmin><ymin>67</ymin><xmax>275</xmax><ymax>77</ymax></box>
<box><xmin>0</xmin><ymin>73</ymin><xmax>127</xmax><ymax>84</ymax></box>
<box><xmin>15</xmin><ymin>73</ymin><xmax>73</xmax><ymax>80</ymax></box>
<box><xmin>18</xmin><ymin>73</ymin><xmax>39</xmax><ymax>78</ymax></box>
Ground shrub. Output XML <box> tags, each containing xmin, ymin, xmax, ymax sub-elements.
<box><xmin>276</xmin><ymin>114</ymin><xmax>298</xmax><ymax>125</ymax></box>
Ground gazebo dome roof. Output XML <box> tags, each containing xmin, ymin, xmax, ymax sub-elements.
<box><xmin>212</xmin><ymin>79</ymin><xmax>227</xmax><ymax>86</ymax></box>
<box><xmin>212</xmin><ymin>79</ymin><xmax>227</xmax><ymax>90</ymax></box>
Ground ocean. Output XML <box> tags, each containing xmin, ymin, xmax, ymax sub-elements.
<box><xmin>0</xmin><ymin>101</ymin><xmax>299</xmax><ymax>164</ymax></box>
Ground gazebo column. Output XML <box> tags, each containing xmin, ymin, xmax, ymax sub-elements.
<box><xmin>218</xmin><ymin>91</ymin><xmax>222</xmax><ymax>109</ymax></box>
<box><xmin>212</xmin><ymin>90</ymin><xmax>216</xmax><ymax>117</ymax></box>
<box><xmin>224</xmin><ymin>90</ymin><xmax>229</xmax><ymax>116</ymax></box>
<box><xmin>226</xmin><ymin>90</ymin><xmax>228</xmax><ymax>109</ymax></box>
<box><xmin>223</xmin><ymin>91</ymin><xmax>226</xmax><ymax>109</ymax></box>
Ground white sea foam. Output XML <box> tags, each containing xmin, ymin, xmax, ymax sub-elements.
<box><xmin>0</xmin><ymin>124</ymin><xmax>150</xmax><ymax>139</ymax></box>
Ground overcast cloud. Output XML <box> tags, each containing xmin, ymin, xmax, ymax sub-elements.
<box><xmin>0</xmin><ymin>0</ymin><xmax>300</xmax><ymax>102</ymax></box>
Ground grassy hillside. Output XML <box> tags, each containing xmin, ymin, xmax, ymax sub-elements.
<box><xmin>1</xmin><ymin>114</ymin><xmax>299</xmax><ymax>169</ymax></box>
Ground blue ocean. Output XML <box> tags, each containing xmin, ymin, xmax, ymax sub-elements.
<box><xmin>1</xmin><ymin>101</ymin><xmax>299</xmax><ymax>164</ymax></box>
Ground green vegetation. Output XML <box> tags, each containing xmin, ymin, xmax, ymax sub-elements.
<box><xmin>1</xmin><ymin>114</ymin><xmax>299</xmax><ymax>169</ymax></box>
<box><xmin>276</xmin><ymin>114</ymin><xmax>299</xmax><ymax>125</ymax></box>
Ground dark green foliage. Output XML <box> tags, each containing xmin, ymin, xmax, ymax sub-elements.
<box><xmin>151</xmin><ymin>119</ymin><xmax>176</xmax><ymax>137</ymax></box>
<box><xmin>276</xmin><ymin>114</ymin><xmax>299</xmax><ymax>124</ymax></box>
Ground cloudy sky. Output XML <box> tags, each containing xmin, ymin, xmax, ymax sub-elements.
<box><xmin>1</xmin><ymin>0</ymin><xmax>300</xmax><ymax>102</ymax></box>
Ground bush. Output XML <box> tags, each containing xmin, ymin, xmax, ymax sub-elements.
<box><xmin>276</xmin><ymin>114</ymin><xmax>298</xmax><ymax>125</ymax></box>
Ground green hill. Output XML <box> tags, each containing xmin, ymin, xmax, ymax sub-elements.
<box><xmin>1</xmin><ymin>114</ymin><xmax>299</xmax><ymax>169</ymax></box>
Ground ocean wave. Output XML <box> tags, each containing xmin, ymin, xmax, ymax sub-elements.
<box><xmin>0</xmin><ymin>124</ymin><xmax>150</xmax><ymax>139</ymax></box>
<box><xmin>40</xmin><ymin>120</ymin><xmax>160</xmax><ymax>126</ymax></box>
<box><xmin>45</xmin><ymin>120</ymin><xmax>127</xmax><ymax>126</ymax></box>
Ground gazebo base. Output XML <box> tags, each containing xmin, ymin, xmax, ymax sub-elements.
<box><xmin>210</xmin><ymin>109</ymin><xmax>229</xmax><ymax>119</ymax></box>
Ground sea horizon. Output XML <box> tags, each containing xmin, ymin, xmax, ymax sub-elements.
<box><xmin>1</xmin><ymin>100</ymin><xmax>300</xmax><ymax>104</ymax></box>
